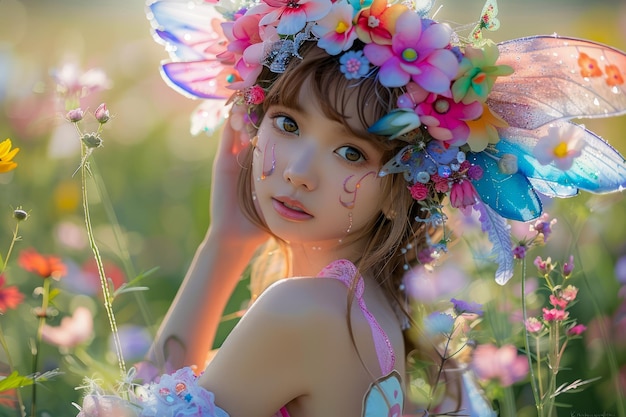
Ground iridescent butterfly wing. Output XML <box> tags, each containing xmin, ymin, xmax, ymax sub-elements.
<box><xmin>490</xmin><ymin>36</ymin><xmax>626</xmax><ymax>129</ymax></box>
<box><xmin>147</xmin><ymin>0</ymin><xmax>236</xmax><ymax>99</ymax></box>
<box><xmin>476</xmin><ymin>35</ymin><xmax>626</xmax><ymax>220</ymax></box>
<box><xmin>496</xmin><ymin>122</ymin><xmax>626</xmax><ymax>197</ymax></box>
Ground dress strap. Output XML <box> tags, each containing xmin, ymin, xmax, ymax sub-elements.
<box><xmin>317</xmin><ymin>259</ymin><xmax>396</xmax><ymax>375</ymax></box>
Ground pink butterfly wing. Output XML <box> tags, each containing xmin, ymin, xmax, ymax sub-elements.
<box><xmin>489</xmin><ymin>36</ymin><xmax>626</xmax><ymax>129</ymax></box>
<box><xmin>148</xmin><ymin>0</ymin><xmax>235</xmax><ymax>99</ymax></box>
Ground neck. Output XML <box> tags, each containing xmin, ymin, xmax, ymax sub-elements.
<box><xmin>287</xmin><ymin>239</ymin><xmax>367</xmax><ymax>277</ymax></box>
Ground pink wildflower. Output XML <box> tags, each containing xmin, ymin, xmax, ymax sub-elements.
<box><xmin>41</xmin><ymin>306</ymin><xmax>93</xmax><ymax>348</ymax></box>
<box><xmin>363</xmin><ymin>13</ymin><xmax>458</xmax><ymax>93</ymax></box>
<box><xmin>549</xmin><ymin>294</ymin><xmax>568</xmax><ymax>309</ymax></box>
<box><xmin>534</xmin><ymin>256</ymin><xmax>553</xmax><ymax>275</ymax></box>
<box><xmin>567</xmin><ymin>324</ymin><xmax>587</xmax><ymax>336</ymax></box>
<box><xmin>449</xmin><ymin>179</ymin><xmax>478</xmax><ymax>209</ymax></box>
<box><xmin>560</xmin><ymin>285</ymin><xmax>578</xmax><ymax>302</ymax></box>
<box><xmin>51</xmin><ymin>62</ymin><xmax>111</xmax><ymax>98</ymax></box>
<box><xmin>525</xmin><ymin>317</ymin><xmax>543</xmax><ymax>333</ymax></box>
<box><xmin>471</xmin><ymin>344</ymin><xmax>529</xmax><ymax>386</ymax></box>
<box><xmin>94</xmin><ymin>103</ymin><xmax>110</xmax><ymax>124</ymax></box>
<box><xmin>542</xmin><ymin>307</ymin><xmax>569</xmax><ymax>322</ymax></box>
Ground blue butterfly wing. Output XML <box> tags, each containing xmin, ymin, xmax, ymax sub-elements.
<box><xmin>490</xmin><ymin>36</ymin><xmax>626</xmax><ymax>129</ymax></box>
<box><xmin>148</xmin><ymin>0</ymin><xmax>234</xmax><ymax>99</ymax></box>
<box><xmin>496</xmin><ymin>121</ymin><xmax>626</xmax><ymax>196</ymax></box>
<box><xmin>468</xmin><ymin>151</ymin><xmax>543</xmax><ymax>222</ymax></box>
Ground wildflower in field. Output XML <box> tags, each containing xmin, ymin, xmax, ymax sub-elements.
<box><xmin>525</xmin><ymin>317</ymin><xmax>543</xmax><ymax>333</ymax></box>
<box><xmin>567</xmin><ymin>324</ymin><xmax>587</xmax><ymax>336</ymax></box>
<box><xmin>51</xmin><ymin>62</ymin><xmax>111</xmax><ymax>99</ymax></box>
<box><xmin>451</xmin><ymin>298</ymin><xmax>483</xmax><ymax>316</ymax></box>
<box><xmin>41</xmin><ymin>306</ymin><xmax>93</xmax><ymax>348</ymax></box>
<box><xmin>0</xmin><ymin>139</ymin><xmax>19</xmax><ymax>173</ymax></box>
<box><xmin>18</xmin><ymin>248</ymin><xmax>67</xmax><ymax>280</ymax></box>
<box><xmin>423</xmin><ymin>312</ymin><xmax>455</xmax><ymax>336</ymax></box>
<box><xmin>0</xmin><ymin>274</ymin><xmax>24</xmax><ymax>313</ymax></box>
<box><xmin>471</xmin><ymin>343</ymin><xmax>529</xmax><ymax>386</ymax></box>
<box><xmin>542</xmin><ymin>307</ymin><xmax>569</xmax><ymax>322</ymax></box>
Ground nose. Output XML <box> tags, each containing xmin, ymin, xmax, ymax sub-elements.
<box><xmin>283</xmin><ymin>145</ymin><xmax>318</xmax><ymax>191</ymax></box>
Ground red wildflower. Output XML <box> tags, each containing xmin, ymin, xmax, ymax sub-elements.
<box><xmin>0</xmin><ymin>274</ymin><xmax>24</xmax><ymax>312</ymax></box>
<box><xmin>18</xmin><ymin>248</ymin><xmax>67</xmax><ymax>280</ymax></box>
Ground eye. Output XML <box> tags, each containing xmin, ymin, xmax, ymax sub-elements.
<box><xmin>274</xmin><ymin>115</ymin><xmax>299</xmax><ymax>134</ymax></box>
<box><xmin>336</xmin><ymin>146</ymin><xmax>366</xmax><ymax>163</ymax></box>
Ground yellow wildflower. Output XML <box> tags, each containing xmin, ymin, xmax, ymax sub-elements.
<box><xmin>0</xmin><ymin>139</ymin><xmax>19</xmax><ymax>173</ymax></box>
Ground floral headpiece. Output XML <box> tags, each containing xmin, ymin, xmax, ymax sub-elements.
<box><xmin>147</xmin><ymin>0</ymin><xmax>626</xmax><ymax>283</ymax></box>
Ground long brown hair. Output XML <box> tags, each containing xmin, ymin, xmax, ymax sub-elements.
<box><xmin>236</xmin><ymin>42</ymin><xmax>437</xmax><ymax>377</ymax></box>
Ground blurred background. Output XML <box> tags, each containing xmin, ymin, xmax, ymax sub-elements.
<box><xmin>0</xmin><ymin>0</ymin><xmax>625</xmax><ymax>416</ymax></box>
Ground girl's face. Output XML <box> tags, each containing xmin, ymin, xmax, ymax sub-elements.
<box><xmin>252</xmin><ymin>80</ymin><xmax>386</xmax><ymax>250</ymax></box>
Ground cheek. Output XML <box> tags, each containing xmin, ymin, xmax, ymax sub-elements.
<box><xmin>339</xmin><ymin>171</ymin><xmax>378</xmax><ymax>209</ymax></box>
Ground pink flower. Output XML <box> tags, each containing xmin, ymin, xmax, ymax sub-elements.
<box><xmin>560</xmin><ymin>285</ymin><xmax>578</xmax><ymax>302</ymax></box>
<box><xmin>408</xmin><ymin>182</ymin><xmax>429</xmax><ymax>200</ymax></box>
<box><xmin>311</xmin><ymin>0</ymin><xmax>357</xmax><ymax>55</ymax></box>
<box><xmin>534</xmin><ymin>256</ymin><xmax>553</xmax><ymax>275</ymax></box>
<box><xmin>41</xmin><ymin>306</ymin><xmax>93</xmax><ymax>348</ymax></box>
<box><xmin>251</xmin><ymin>0</ymin><xmax>332</xmax><ymax>35</ymax></box>
<box><xmin>94</xmin><ymin>103</ymin><xmax>110</xmax><ymax>124</ymax></box>
<box><xmin>549</xmin><ymin>294</ymin><xmax>568</xmax><ymax>310</ymax></box>
<box><xmin>416</xmin><ymin>94</ymin><xmax>483</xmax><ymax>144</ymax></box>
<box><xmin>431</xmin><ymin>173</ymin><xmax>449</xmax><ymax>193</ymax></box>
<box><xmin>567</xmin><ymin>323</ymin><xmax>587</xmax><ymax>336</ymax></box>
<box><xmin>525</xmin><ymin>317</ymin><xmax>543</xmax><ymax>333</ymax></box>
<box><xmin>542</xmin><ymin>307</ymin><xmax>569</xmax><ymax>322</ymax></box>
<box><xmin>363</xmin><ymin>13</ymin><xmax>458</xmax><ymax>93</ymax></box>
<box><xmin>354</xmin><ymin>0</ymin><xmax>407</xmax><ymax>45</ymax></box>
<box><xmin>471</xmin><ymin>344</ymin><xmax>529</xmax><ymax>386</ymax></box>
<box><xmin>51</xmin><ymin>62</ymin><xmax>111</xmax><ymax>98</ymax></box>
<box><xmin>533</xmin><ymin>124</ymin><xmax>585</xmax><ymax>171</ymax></box>
<box><xmin>449</xmin><ymin>179</ymin><xmax>478</xmax><ymax>209</ymax></box>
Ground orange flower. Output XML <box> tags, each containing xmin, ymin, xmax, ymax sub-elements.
<box><xmin>577</xmin><ymin>52</ymin><xmax>602</xmax><ymax>78</ymax></box>
<box><xmin>18</xmin><ymin>248</ymin><xmax>67</xmax><ymax>280</ymax></box>
<box><xmin>605</xmin><ymin>64</ymin><xmax>624</xmax><ymax>87</ymax></box>
<box><xmin>0</xmin><ymin>274</ymin><xmax>24</xmax><ymax>312</ymax></box>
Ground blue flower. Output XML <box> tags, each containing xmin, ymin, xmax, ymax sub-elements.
<box><xmin>339</xmin><ymin>50</ymin><xmax>370</xmax><ymax>80</ymax></box>
<box><xmin>423</xmin><ymin>312</ymin><xmax>455</xmax><ymax>335</ymax></box>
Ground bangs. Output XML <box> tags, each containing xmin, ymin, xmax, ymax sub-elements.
<box><xmin>257</xmin><ymin>43</ymin><xmax>401</xmax><ymax>154</ymax></box>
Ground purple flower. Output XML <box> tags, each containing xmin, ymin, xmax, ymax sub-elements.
<box><xmin>363</xmin><ymin>13</ymin><xmax>458</xmax><ymax>92</ymax></box>
<box><xmin>66</xmin><ymin>108</ymin><xmax>84</xmax><ymax>122</ymax></box>
<box><xmin>94</xmin><ymin>103</ymin><xmax>110</xmax><ymax>123</ymax></box>
<box><xmin>451</xmin><ymin>298</ymin><xmax>483</xmax><ymax>316</ymax></box>
<box><xmin>563</xmin><ymin>255</ymin><xmax>575</xmax><ymax>277</ymax></box>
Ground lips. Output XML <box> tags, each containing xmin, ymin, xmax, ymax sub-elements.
<box><xmin>271</xmin><ymin>196</ymin><xmax>313</xmax><ymax>221</ymax></box>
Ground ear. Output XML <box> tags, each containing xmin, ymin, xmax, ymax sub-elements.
<box><xmin>382</xmin><ymin>199</ymin><xmax>397</xmax><ymax>220</ymax></box>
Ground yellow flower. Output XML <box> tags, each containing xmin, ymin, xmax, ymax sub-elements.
<box><xmin>0</xmin><ymin>139</ymin><xmax>19</xmax><ymax>173</ymax></box>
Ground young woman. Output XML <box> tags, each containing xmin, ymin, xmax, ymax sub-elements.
<box><xmin>76</xmin><ymin>0</ymin><xmax>626</xmax><ymax>415</ymax></box>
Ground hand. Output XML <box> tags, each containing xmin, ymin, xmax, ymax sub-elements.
<box><xmin>208</xmin><ymin>116</ymin><xmax>269</xmax><ymax>250</ymax></box>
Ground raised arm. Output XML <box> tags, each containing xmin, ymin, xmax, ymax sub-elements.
<box><xmin>144</xmin><ymin>118</ymin><xmax>269</xmax><ymax>372</ymax></box>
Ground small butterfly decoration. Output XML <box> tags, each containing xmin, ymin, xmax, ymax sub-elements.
<box><xmin>470</xmin><ymin>0</ymin><xmax>500</xmax><ymax>42</ymax></box>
